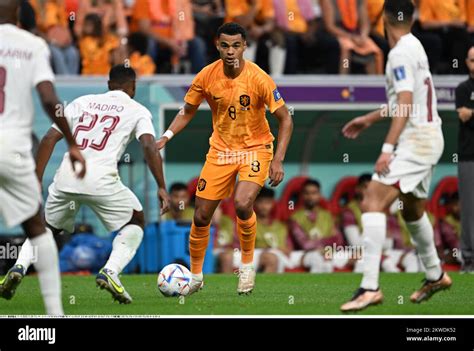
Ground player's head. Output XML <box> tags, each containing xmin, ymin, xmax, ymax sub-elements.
<box><xmin>83</xmin><ymin>13</ymin><xmax>102</xmax><ymax>37</ymax></box>
<box><xmin>216</xmin><ymin>22</ymin><xmax>247</xmax><ymax>68</ymax></box>
<box><xmin>466</xmin><ymin>46</ymin><xmax>474</xmax><ymax>76</ymax></box>
<box><xmin>128</xmin><ymin>32</ymin><xmax>149</xmax><ymax>55</ymax></box>
<box><xmin>108</xmin><ymin>64</ymin><xmax>136</xmax><ymax>98</ymax></box>
<box><xmin>301</xmin><ymin>179</ymin><xmax>322</xmax><ymax>209</ymax></box>
<box><xmin>383</xmin><ymin>0</ymin><xmax>415</xmax><ymax>39</ymax></box>
<box><xmin>355</xmin><ymin>173</ymin><xmax>372</xmax><ymax>200</ymax></box>
<box><xmin>255</xmin><ymin>187</ymin><xmax>275</xmax><ymax>218</ymax></box>
<box><xmin>0</xmin><ymin>0</ymin><xmax>20</xmax><ymax>24</ymax></box>
<box><xmin>169</xmin><ymin>182</ymin><xmax>190</xmax><ymax>211</ymax></box>
<box><xmin>447</xmin><ymin>192</ymin><xmax>460</xmax><ymax>219</ymax></box>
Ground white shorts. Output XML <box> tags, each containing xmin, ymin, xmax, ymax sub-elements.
<box><xmin>45</xmin><ymin>183</ymin><xmax>142</xmax><ymax>233</ymax></box>
<box><xmin>0</xmin><ymin>152</ymin><xmax>42</xmax><ymax>228</ymax></box>
<box><xmin>371</xmin><ymin>155</ymin><xmax>436</xmax><ymax>199</ymax></box>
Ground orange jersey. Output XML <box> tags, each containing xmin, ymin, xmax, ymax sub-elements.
<box><xmin>131</xmin><ymin>0</ymin><xmax>194</xmax><ymax>40</ymax></box>
<box><xmin>419</xmin><ymin>0</ymin><xmax>466</xmax><ymax>23</ymax></box>
<box><xmin>184</xmin><ymin>60</ymin><xmax>285</xmax><ymax>152</ymax></box>
<box><xmin>129</xmin><ymin>52</ymin><xmax>156</xmax><ymax>76</ymax></box>
<box><xmin>467</xmin><ymin>0</ymin><xmax>474</xmax><ymax>26</ymax></box>
<box><xmin>30</xmin><ymin>0</ymin><xmax>68</xmax><ymax>32</ymax></box>
<box><xmin>284</xmin><ymin>0</ymin><xmax>309</xmax><ymax>33</ymax></box>
<box><xmin>225</xmin><ymin>0</ymin><xmax>275</xmax><ymax>24</ymax></box>
<box><xmin>79</xmin><ymin>34</ymin><xmax>119</xmax><ymax>75</ymax></box>
<box><xmin>366</xmin><ymin>0</ymin><xmax>384</xmax><ymax>36</ymax></box>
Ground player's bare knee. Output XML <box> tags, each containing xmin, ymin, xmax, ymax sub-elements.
<box><xmin>401</xmin><ymin>205</ymin><xmax>425</xmax><ymax>222</ymax></box>
<box><xmin>129</xmin><ymin>210</ymin><xmax>145</xmax><ymax>229</ymax></box>
<box><xmin>22</xmin><ymin>209</ymin><xmax>46</xmax><ymax>238</ymax></box>
<box><xmin>193</xmin><ymin>209</ymin><xmax>212</xmax><ymax>227</ymax></box>
<box><xmin>400</xmin><ymin>195</ymin><xmax>426</xmax><ymax>222</ymax></box>
<box><xmin>234</xmin><ymin>196</ymin><xmax>253</xmax><ymax>218</ymax></box>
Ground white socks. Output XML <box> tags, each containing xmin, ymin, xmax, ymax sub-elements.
<box><xmin>360</xmin><ymin>212</ymin><xmax>386</xmax><ymax>290</ymax></box>
<box><xmin>15</xmin><ymin>238</ymin><xmax>35</xmax><ymax>274</ymax></box>
<box><xmin>104</xmin><ymin>224</ymin><xmax>143</xmax><ymax>274</ymax></box>
<box><xmin>30</xmin><ymin>229</ymin><xmax>63</xmax><ymax>316</ymax></box>
<box><xmin>406</xmin><ymin>212</ymin><xmax>442</xmax><ymax>281</ymax></box>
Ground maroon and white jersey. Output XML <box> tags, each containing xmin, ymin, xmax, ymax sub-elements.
<box><xmin>385</xmin><ymin>33</ymin><xmax>443</xmax><ymax>165</ymax></box>
<box><xmin>52</xmin><ymin>90</ymin><xmax>155</xmax><ymax>195</ymax></box>
<box><xmin>0</xmin><ymin>24</ymin><xmax>55</xmax><ymax>155</ymax></box>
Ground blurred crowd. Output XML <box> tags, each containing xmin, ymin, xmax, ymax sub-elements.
<box><xmin>15</xmin><ymin>0</ymin><xmax>474</xmax><ymax>76</ymax></box>
<box><xmin>163</xmin><ymin>175</ymin><xmax>463</xmax><ymax>274</ymax></box>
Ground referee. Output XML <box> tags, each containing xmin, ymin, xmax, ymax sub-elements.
<box><xmin>456</xmin><ymin>46</ymin><xmax>474</xmax><ymax>273</ymax></box>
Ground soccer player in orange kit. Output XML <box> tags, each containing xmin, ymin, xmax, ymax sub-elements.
<box><xmin>156</xmin><ymin>22</ymin><xmax>293</xmax><ymax>295</ymax></box>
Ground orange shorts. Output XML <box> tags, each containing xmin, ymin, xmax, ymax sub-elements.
<box><xmin>195</xmin><ymin>145</ymin><xmax>274</xmax><ymax>200</ymax></box>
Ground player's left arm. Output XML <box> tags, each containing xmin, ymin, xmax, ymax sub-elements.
<box><xmin>139</xmin><ymin>133</ymin><xmax>170</xmax><ymax>215</ymax></box>
<box><xmin>375</xmin><ymin>91</ymin><xmax>412</xmax><ymax>176</ymax></box>
<box><xmin>269</xmin><ymin>105</ymin><xmax>293</xmax><ymax>187</ymax></box>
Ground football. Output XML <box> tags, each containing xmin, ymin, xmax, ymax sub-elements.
<box><xmin>157</xmin><ymin>264</ymin><xmax>192</xmax><ymax>297</ymax></box>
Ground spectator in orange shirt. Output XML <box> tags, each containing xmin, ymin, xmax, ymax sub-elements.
<box><xmin>30</xmin><ymin>0</ymin><xmax>80</xmax><ymax>74</ymax></box>
<box><xmin>78</xmin><ymin>13</ymin><xmax>122</xmax><ymax>75</ymax></box>
<box><xmin>127</xmin><ymin>32</ymin><xmax>157</xmax><ymax>76</ymax></box>
<box><xmin>415</xmin><ymin>0</ymin><xmax>470</xmax><ymax>74</ymax></box>
<box><xmin>465</xmin><ymin>0</ymin><xmax>474</xmax><ymax>46</ymax></box>
<box><xmin>225</xmin><ymin>0</ymin><xmax>285</xmax><ymax>76</ymax></box>
<box><xmin>131</xmin><ymin>0</ymin><xmax>207</xmax><ymax>73</ymax></box>
<box><xmin>320</xmin><ymin>0</ymin><xmax>384</xmax><ymax>74</ymax></box>
<box><xmin>74</xmin><ymin>0</ymin><xmax>128</xmax><ymax>39</ymax></box>
<box><xmin>273</xmin><ymin>0</ymin><xmax>340</xmax><ymax>74</ymax></box>
<box><xmin>365</xmin><ymin>0</ymin><xmax>389</xmax><ymax>67</ymax></box>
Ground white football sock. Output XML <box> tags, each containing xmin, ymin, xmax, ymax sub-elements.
<box><xmin>104</xmin><ymin>224</ymin><xmax>143</xmax><ymax>274</ymax></box>
<box><xmin>405</xmin><ymin>212</ymin><xmax>442</xmax><ymax>281</ymax></box>
<box><xmin>360</xmin><ymin>212</ymin><xmax>386</xmax><ymax>290</ymax></box>
<box><xmin>30</xmin><ymin>229</ymin><xmax>63</xmax><ymax>316</ymax></box>
<box><xmin>15</xmin><ymin>238</ymin><xmax>35</xmax><ymax>274</ymax></box>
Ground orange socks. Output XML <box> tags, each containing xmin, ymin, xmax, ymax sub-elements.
<box><xmin>189</xmin><ymin>222</ymin><xmax>211</xmax><ymax>274</ymax></box>
<box><xmin>236</xmin><ymin>212</ymin><xmax>257</xmax><ymax>265</ymax></box>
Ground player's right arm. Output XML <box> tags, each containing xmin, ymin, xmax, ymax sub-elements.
<box><xmin>34</xmin><ymin>40</ymin><xmax>86</xmax><ymax>178</ymax></box>
<box><xmin>156</xmin><ymin>69</ymin><xmax>205</xmax><ymax>150</ymax></box>
<box><xmin>35</xmin><ymin>127</ymin><xmax>63</xmax><ymax>183</ymax></box>
<box><xmin>342</xmin><ymin>109</ymin><xmax>384</xmax><ymax>139</ymax></box>
<box><xmin>155</xmin><ymin>102</ymin><xmax>200</xmax><ymax>150</ymax></box>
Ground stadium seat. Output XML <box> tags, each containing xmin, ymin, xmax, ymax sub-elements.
<box><xmin>275</xmin><ymin>176</ymin><xmax>308</xmax><ymax>221</ymax></box>
<box><xmin>329</xmin><ymin>176</ymin><xmax>358</xmax><ymax>215</ymax></box>
<box><xmin>429</xmin><ymin>176</ymin><xmax>458</xmax><ymax>219</ymax></box>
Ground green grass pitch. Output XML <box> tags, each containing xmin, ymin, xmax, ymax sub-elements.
<box><xmin>1</xmin><ymin>273</ymin><xmax>473</xmax><ymax>315</ymax></box>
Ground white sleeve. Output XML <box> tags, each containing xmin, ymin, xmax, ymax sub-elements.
<box><xmin>135</xmin><ymin>110</ymin><xmax>156</xmax><ymax>140</ymax></box>
<box><xmin>389</xmin><ymin>53</ymin><xmax>415</xmax><ymax>93</ymax></box>
<box><xmin>52</xmin><ymin>100</ymin><xmax>80</xmax><ymax>134</ymax></box>
<box><xmin>32</xmin><ymin>40</ymin><xmax>55</xmax><ymax>87</ymax></box>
